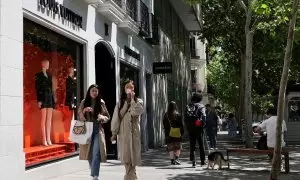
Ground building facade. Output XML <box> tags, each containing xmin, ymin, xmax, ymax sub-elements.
<box><xmin>190</xmin><ymin>35</ymin><xmax>209</xmax><ymax>105</ymax></box>
<box><xmin>0</xmin><ymin>0</ymin><xmax>200</xmax><ymax>179</ymax></box>
<box><xmin>148</xmin><ymin>0</ymin><xmax>201</xmax><ymax>147</ymax></box>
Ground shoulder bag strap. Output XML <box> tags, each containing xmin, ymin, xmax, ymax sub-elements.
<box><xmin>196</xmin><ymin>106</ymin><xmax>203</xmax><ymax>118</ymax></box>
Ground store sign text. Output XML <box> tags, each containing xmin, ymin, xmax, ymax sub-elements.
<box><xmin>124</xmin><ymin>46</ymin><xmax>140</xmax><ymax>61</ymax></box>
<box><xmin>39</xmin><ymin>0</ymin><xmax>83</xmax><ymax>28</ymax></box>
<box><xmin>153</xmin><ymin>62</ymin><xmax>172</xmax><ymax>74</ymax></box>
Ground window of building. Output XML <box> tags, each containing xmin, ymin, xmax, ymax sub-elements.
<box><xmin>154</xmin><ymin>0</ymin><xmax>162</xmax><ymax>22</ymax></box>
<box><xmin>178</xmin><ymin>21</ymin><xmax>184</xmax><ymax>51</ymax></box>
<box><xmin>185</xmin><ymin>30</ymin><xmax>190</xmax><ymax>56</ymax></box>
<box><xmin>163</xmin><ymin>0</ymin><xmax>172</xmax><ymax>36</ymax></box>
<box><xmin>171</xmin><ymin>12</ymin><xmax>179</xmax><ymax>45</ymax></box>
<box><xmin>23</xmin><ymin>19</ymin><xmax>83</xmax><ymax>167</ymax></box>
<box><xmin>191</xmin><ymin>69</ymin><xmax>197</xmax><ymax>83</ymax></box>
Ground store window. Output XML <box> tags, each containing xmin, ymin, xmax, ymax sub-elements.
<box><xmin>23</xmin><ymin>19</ymin><xmax>83</xmax><ymax>167</ymax></box>
<box><xmin>120</xmin><ymin>62</ymin><xmax>140</xmax><ymax>96</ymax></box>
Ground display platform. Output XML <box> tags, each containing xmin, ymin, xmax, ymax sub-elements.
<box><xmin>24</xmin><ymin>142</ymin><xmax>77</xmax><ymax>167</ymax></box>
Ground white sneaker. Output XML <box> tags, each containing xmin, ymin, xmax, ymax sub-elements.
<box><xmin>93</xmin><ymin>176</ymin><xmax>99</xmax><ymax>180</ymax></box>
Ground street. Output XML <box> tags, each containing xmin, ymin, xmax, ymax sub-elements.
<box><xmin>25</xmin><ymin>132</ymin><xmax>300</xmax><ymax>180</ymax></box>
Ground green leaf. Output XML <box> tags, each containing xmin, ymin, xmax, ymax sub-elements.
<box><xmin>261</xmin><ymin>4</ymin><xmax>268</xmax><ymax>9</ymax></box>
<box><xmin>256</xmin><ymin>8</ymin><xmax>265</xmax><ymax>15</ymax></box>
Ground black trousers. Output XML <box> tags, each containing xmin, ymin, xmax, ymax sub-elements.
<box><xmin>189</xmin><ymin>128</ymin><xmax>205</xmax><ymax>162</ymax></box>
<box><xmin>207</xmin><ymin>127</ymin><xmax>217</xmax><ymax>149</ymax></box>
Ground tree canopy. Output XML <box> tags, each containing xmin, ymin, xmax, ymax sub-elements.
<box><xmin>187</xmin><ymin>0</ymin><xmax>300</xmax><ymax>114</ymax></box>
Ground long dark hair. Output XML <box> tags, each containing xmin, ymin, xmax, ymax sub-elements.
<box><xmin>119</xmin><ymin>92</ymin><xmax>128</xmax><ymax>111</ymax></box>
<box><xmin>167</xmin><ymin>101</ymin><xmax>178</xmax><ymax>120</ymax></box>
<box><xmin>83</xmin><ymin>84</ymin><xmax>103</xmax><ymax>119</ymax></box>
<box><xmin>119</xmin><ymin>80</ymin><xmax>137</xmax><ymax>111</ymax></box>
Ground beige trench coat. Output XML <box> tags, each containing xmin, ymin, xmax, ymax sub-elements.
<box><xmin>111</xmin><ymin>98</ymin><xmax>144</xmax><ymax>166</ymax></box>
<box><xmin>78</xmin><ymin>99</ymin><xmax>110</xmax><ymax>163</ymax></box>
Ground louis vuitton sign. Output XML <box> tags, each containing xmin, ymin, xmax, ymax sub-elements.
<box><xmin>39</xmin><ymin>0</ymin><xmax>83</xmax><ymax>28</ymax></box>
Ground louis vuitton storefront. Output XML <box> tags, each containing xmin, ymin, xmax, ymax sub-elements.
<box><xmin>0</xmin><ymin>0</ymin><xmax>155</xmax><ymax>178</ymax></box>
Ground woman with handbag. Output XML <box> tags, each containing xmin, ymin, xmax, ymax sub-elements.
<box><xmin>110</xmin><ymin>80</ymin><xmax>144</xmax><ymax>180</ymax></box>
<box><xmin>78</xmin><ymin>84</ymin><xmax>110</xmax><ymax>180</ymax></box>
<box><xmin>163</xmin><ymin>101</ymin><xmax>184</xmax><ymax>165</ymax></box>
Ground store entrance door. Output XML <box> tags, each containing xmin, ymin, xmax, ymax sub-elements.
<box><xmin>95</xmin><ymin>41</ymin><xmax>117</xmax><ymax>159</ymax></box>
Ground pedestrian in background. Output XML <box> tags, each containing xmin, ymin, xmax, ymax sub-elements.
<box><xmin>78</xmin><ymin>84</ymin><xmax>110</xmax><ymax>180</ymax></box>
<box><xmin>163</xmin><ymin>101</ymin><xmax>184</xmax><ymax>165</ymax></box>
<box><xmin>111</xmin><ymin>80</ymin><xmax>144</xmax><ymax>180</ymax></box>
<box><xmin>184</xmin><ymin>92</ymin><xmax>206</xmax><ymax>167</ymax></box>
<box><xmin>205</xmin><ymin>104</ymin><xmax>218</xmax><ymax>150</ymax></box>
<box><xmin>227</xmin><ymin>113</ymin><xmax>237</xmax><ymax>138</ymax></box>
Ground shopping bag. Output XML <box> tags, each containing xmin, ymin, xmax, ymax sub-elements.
<box><xmin>69</xmin><ymin>120</ymin><xmax>93</xmax><ymax>145</ymax></box>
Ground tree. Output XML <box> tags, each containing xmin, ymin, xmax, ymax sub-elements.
<box><xmin>186</xmin><ymin>0</ymin><xmax>295</xmax><ymax>143</ymax></box>
<box><xmin>238</xmin><ymin>0</ymin><xmax>255</xmax><ymax>148</ymax></box>
<box><xmin>207</xmin><ymin>52</ymin><xmax>240</xmax><ymax>110</ymax></box>
<box><xmin>189</xmin><ymin>0</ymin><xmax>248</xmax><ymax>139</ymax></box>
<box><xmin>270</xmin><ymin>0</ymin><xmax>299</xmax><ymax>179</ymax></box>
<box><xmin>189</xmin><ymin>0</ymin><xmax>258</xmax><ymax>146</ymax></box>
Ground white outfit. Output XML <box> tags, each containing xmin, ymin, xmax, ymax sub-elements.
<box><xmin>258</xmin><ymin>116</ymin><xmax>287</xmax><ymax>148</ymax></box>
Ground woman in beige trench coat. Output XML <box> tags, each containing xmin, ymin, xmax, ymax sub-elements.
<box><xmin>78</xmin><ymin>84</ymin><xmax>110</xmax><ymax>180</ymax></box>
<box><xmin>111</xmin><ymin>81</ymin><xmax>144</xmax><ymax>180</ymax></box>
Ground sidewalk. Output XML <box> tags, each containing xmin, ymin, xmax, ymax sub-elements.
<box><xmin>25</xmin><ymin>132</ymin><xmax>300</xmax><ymax>180</ymax></box>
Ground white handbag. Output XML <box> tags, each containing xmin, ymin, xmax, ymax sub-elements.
<box><xmin>69</xmin><ymin>120</ymin><xmax>93</xmax><ymax>145</ymax></box>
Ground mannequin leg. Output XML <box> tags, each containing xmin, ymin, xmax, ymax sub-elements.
<box><xmin>41</xmin><ymin>108</ymin><xmax>48</xmax><ymax>146</ymax></box>
<box><xmin>46</xmin><ymin>108</ymin><xmax>53</xmax><ymax>145</ymax></box>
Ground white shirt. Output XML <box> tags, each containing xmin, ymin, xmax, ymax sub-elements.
<box><xmin>259</xmin><ymin>116</ymin><xmax>287</xmax><ymax>148</ymax></box>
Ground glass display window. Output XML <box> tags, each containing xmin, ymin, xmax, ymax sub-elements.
<box><xmin>23</xmin><ymin>19</ymin><xmax>83</xmax><ymax>167</ymax></box>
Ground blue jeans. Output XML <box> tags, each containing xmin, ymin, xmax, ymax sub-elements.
<box><xmin>89</xmin><ymin>125</ymin><xmax>101</xmax><ymax>177</ymax></box>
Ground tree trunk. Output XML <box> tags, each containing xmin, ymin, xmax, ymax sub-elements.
<box><xmin>270</xmin><ymin>0</ymin><xmax>299</xmax><ymax>179</ymax></box>
<box><xmin>243</xmin><ymin>1</ymin><xmax>254</xmax><ymax>148</ymax></box>
<box><xmin>238</xmin><ymin>52</ymin><xmax>245</xmax><ymax>137</ymax></box>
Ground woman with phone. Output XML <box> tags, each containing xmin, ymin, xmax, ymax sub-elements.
<box><xmin>78</xmin><ymin>84</ymin><xmax>110</xmax><ymax>180</ymax></box>
<box><xmin>111</xmin><ymin>81</ymin><xmax>144</xmax><ymax>180</ymax></box>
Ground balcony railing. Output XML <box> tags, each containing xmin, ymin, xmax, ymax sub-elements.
<box><xmin>126</xmin><ymin>0</ymin><xmax>138</xmax><ymax>21</ymax></box>
<box><xmin>113</xmin><ymin>0</ymin><xmax>123</xmax><ymax>7</ymax></box>
<box><xmin>139</xmin><ymin>1</ymin><xmax>149</xmax><ymax>37</ymax></box>
<box><xmin>100</xmin><ymin>0</ymin><xmax>152</xmax><ymax>39</ymax></box>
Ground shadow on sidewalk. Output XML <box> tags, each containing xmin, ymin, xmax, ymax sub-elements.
<box><xmin>106</xmin><ymin>161</ymin><xmax>122</xmax><ymax>166</ymax></box>
<box><xmin>141</xmin><ymin>148</ymin><xmax>172</xmax><ymax>167</ymax></box>
<box><xmin>165</xmin><ymin>169</ymin><xmax>270</xmax><ymax>180</ymax></box>
<box><xmin>140</xmin><ymin>136</ymin><xmax>300</xmax><ymax>180</ymax></box>
<box><xmin>166</xmin><ymin>170</ymin><xmax>300</xmax><ymax>180</ymax></box>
